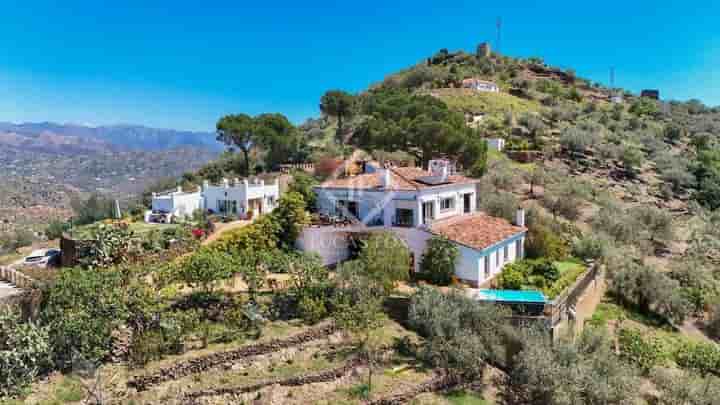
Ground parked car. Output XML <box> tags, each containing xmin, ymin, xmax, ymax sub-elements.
<box><xmin>22</xmin><ymin>249</ymin><xmax>61</xmax><ymax>268</ymax></box>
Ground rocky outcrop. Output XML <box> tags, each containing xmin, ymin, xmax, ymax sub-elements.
<box><xmin>127</xmin><ymin>322</ymin><xmax>337</xmax><ymax>392</ymax></box>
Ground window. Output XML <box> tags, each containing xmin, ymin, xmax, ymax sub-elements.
<box><xmin>440</xmin><ymin>197</ymin><xmax>455</xmax><ymax>211</ymax></box>
<box><xmin>395</xmin><ymin>209</ymin><xmax>414</xmax><ymax>227</ymax></box>
<box><xmin>516</xmin><ymin>239</ymin><xmax>523</xmax><ymax>258</ymax></box>
<box><xmin>504</xmin><ymin>245</ymin><xmax>509</xmax><ymax>262</ymax></box>
<box><xmin>217</xmin><ymin>199</ymin><xmax>237</xmax><ymax>215</ymax></box>
<box><xmin>496</xmin><ymin>251</ymin><xmax>500</xmax><ymax>267</ymax></box>
<box><xmin>484</xmin><ymin>255</ymin><xmax>490</xmax><ymax>278</ymax></box>
<box><xmin>422</xmin><ymin>202</ymin><xmax>435</xmax><ymax>222</ymax></box>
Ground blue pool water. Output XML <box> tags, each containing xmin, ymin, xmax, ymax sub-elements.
<box><xmin>475</xmin><ymin>289</ymin><xmax>547</xmax><ymax>304</ymax></box>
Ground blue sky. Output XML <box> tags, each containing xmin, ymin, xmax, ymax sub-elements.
<box><xmin>0</xmin><ymin>1</ymin><xmax>718</xmax><ymax>131</ymax></box>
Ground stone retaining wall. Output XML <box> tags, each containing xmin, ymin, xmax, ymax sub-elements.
<box><xmin>128</xmin><ymin>322</ymin><xmax>337</xmax><ymax>392</ymax></box>
<box><xmin>183</xmin><ymin>355</ymin><xmax>365</xmax><ymax>403</ymax></box>
<box><xmin>0</xmin><ymin>265</ymin><xmax>36</xmax><ymax>289</ymax></box>
<box><xmin>368</xmin><ymin>373</ymin><xmax>463</xmax><ymax>405</ymax></box>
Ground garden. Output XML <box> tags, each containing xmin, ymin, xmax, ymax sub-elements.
<box><xmin>496</xmin><ymin>258</ymin><xmax>587</xmax><ymax>299</ymax></box>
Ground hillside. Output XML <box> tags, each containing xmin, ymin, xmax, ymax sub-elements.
<box><xmin>0</xmin><ymin>123</ymin><xmax>223</xmax><ymax>236</ymax></box>
<box><xmin>5</xmin><ymin>43</ymin><xmax>720</xmax><ymax>405</ymax></box>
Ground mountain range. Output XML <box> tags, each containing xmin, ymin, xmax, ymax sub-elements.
<box><xmin>0</xmin><ymin>122</ymin><xmax>223</xmax><ymax>154</ymax></box>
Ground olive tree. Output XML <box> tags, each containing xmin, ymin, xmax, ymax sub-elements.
<box><xmin>420</xmin><ymin>237</ymin><xmax>459</xmax><ymax>285</ymax></box>
<box><xmin>358</xmin><ymin>232</ymin><xmax>411</xmax><ymax>294</ymax></box>
<box><xmin>332</xmin><ymin>261</ymin><xmax>386</xmax><ymax>399</ymax></box>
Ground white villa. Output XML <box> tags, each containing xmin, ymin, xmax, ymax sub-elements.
<box><xmin>148</xmin><ymin>186</ymin><xmax>203</xmax><ymax>221</ymax></box>
<box><xmin>462</xmin><ymin>78</ymin><xmax>500</xmax><ymax>93</ymax></box>
<box><xmin>297</xmin><ymin>160</ymin><xmax>527</xmax><ymax>287</ymax></box>
<box><xmin>148</xmin><ymin>178</ymin><xmax>280</xmax><ymax>222</ymax></box>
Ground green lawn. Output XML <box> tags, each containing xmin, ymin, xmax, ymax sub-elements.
<box><xmin>554</xmin><ymin>261</ymin><xmax>584</xmax><ymax>275</ymax></box>
<box><xmin>70</xmin><ymin>221</ymin><xmax>180</xmax><ymax>239</ymax></box>
<box><xmin>544</xmin><ymin>261</ymin><xmax>587</xmax><ymax>299</ymax></box>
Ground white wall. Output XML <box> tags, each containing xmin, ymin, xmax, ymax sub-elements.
<box><xmin>486</xmin><ymin>138</ymin><xmax>505</xmax><ymax>152</ymax></box>
<box><xmin>296</xmin><ymin>228</ymin><xmax>352</xmax><ymax>266</ymax></box>
<box><xmin>151</xmin><ymin>190</ymin><xmax>202</xmax><ymax>217</ymax></box>
<box><xmin>203</xmin><ymin>180</ymin><xmax>279</xmax><ymax>216</ymax></box>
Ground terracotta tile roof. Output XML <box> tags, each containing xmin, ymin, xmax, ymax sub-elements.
<box><xmin>430</xmin><ymin>213</ymin><xmax>526</xmax><ymax>251</ymax></box>
<box><xmin>317</xmin><ymin>167</ymin><xmax>478</xmax><ymax>191</ymax></box>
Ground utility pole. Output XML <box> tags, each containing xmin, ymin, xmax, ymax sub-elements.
<box><xmin>496</xmin><ymin>17</ymin><xmax>502</xmax><ymax>54</ymax></box>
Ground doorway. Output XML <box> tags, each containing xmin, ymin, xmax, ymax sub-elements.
<box><xmin>463</xmin><ymin>193</ymin><xmax>472</xmax><ymax>214</ymax></box>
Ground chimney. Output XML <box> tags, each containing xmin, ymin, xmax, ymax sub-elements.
<box><xmin>380</xmin><ymin>169</ymin><xmax>392</xmax><ymax>188</ymax></box>
<box><xmin>515</xmin><ymin>209</ymin><xmax>526</xmax><ymax>227</ymax></box>
<box><xmin>202</xmin><ymin>180</ymin><xmax>209</xmax><ymax>191</ymax></box>
<box><xmin>243</xmin><ymin>179</ymin><xmax>249</xmax><ymax>188</ymax></box>
<box><xmin>222</xmin><ymin>178</ymin><xmax>229</xmax><ymax>188</ymax></box>
<box><xmin>177</xmin><ymin>186</ymin><xmax>183</xmax><ymax>193</ymax></box>
<box><xmin>429</xmin><ymin>159</ymin><xmax>451</xmax><ymax>179</ymax></box>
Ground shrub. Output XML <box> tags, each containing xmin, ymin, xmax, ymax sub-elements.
<box><xmin>674</xmin><ymin>340</ymin><xmax>720</xmax><ymax>377</ymax></box>
<box><xmin>288</xmin><ymin>171</ymin><xmax>319</xmax><ymax>211</ymax></box>
<box><xmin>358</xmin><ymin>232</ymin><xmax>411</xmax><ymax>294</ymax></box>
<box><xmin>652</xmin><ymin>368</ymin><xmax>720</xmax><ymax>405</ymax></box>
<box><xmin>560</xmin><ymin>127</ymin><xmax>596</xmax><ymax>155</ymax></box>
<box><xmin>525</xmin><ymin>223</ymin><xmax>569</xmax><ymax>262</ymax></box>
<box><xmin>420</xmin><ymin>237</ymin><xmax>459</xmax><ymax>286</ymax></box>
<box><xmin>269</xmin><ymin>191</ymin><xmax>309</xmax><ymax>248</ymax></box>
<box><xmin>480</xmin><ymin>191</ymin><xmax>519</xmax><ymax>223</ymax></box>
<box><xmin>173</xmin><ymin>247</ymin><xmax>236</xmax><ymax>295</ymax></box>
<box><xmin>498</xmin><ymin>262</ymin><xmax>529</xmax><ymax>290</ymax></box>
<box><xmin>41</xmin><ymin>267</ymin><xmax>128</xmax><ymax>369</ymax></box>
<box><xmin>0</xmin><ymin>307</ymin><xmax>52</xmax><ymax>398</ymax></box>
<box><xmin>297</xmin><ymin>296</ymin><xmax>328</xmax><ymax>325</ymax></box>
<box><xmin>80</xmin><ymin>223</ymin><xmax>140</xmax><ymax>269</ymax></box>
<box><xmin>571</xmin><ymin>233</ymin><xmax>611</xmax><ymax>262</ymax></box>
<box><xmin>409</xmin><ymin>286</ymin><xmax>509</xmax><ymax>374</ymax></box>
<box><xmin>618</xmin><ymin>328</ymin><xmax>670</xmax><ymax>373</ymax></box>
<box><xmin>608</xmin><ymin>263</ymin><xmax>692</xmax><ymax>324</ymax></box>
<box><xmin>45</xmin><ymin>220</ymin><xmax>70</xmax><ymax>240</ymax></box>
<box><xmin>0</xmin><ymin>230</ymin><xmax>33</xmax><ymax>252</ymax></box>
<box><xmin>509</xmin><ymin>327</ymin><xmax>639</xmax><ymax>404</ymax></box>
<box><xmin>708</xmin><ymin>304</ymin><xmax>720</xmax><ymax>339</ymax></box>
<box><xmin>619</xmin><ymin>142</ymin><xmax>645</xmax><ymax>176</ymax></box>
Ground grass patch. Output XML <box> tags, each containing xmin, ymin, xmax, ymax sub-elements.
<box><xmin>587</xmin><ymin>300</ymin><xmax>672</xmax><ymax>330</ymax></box>
<box><xmin>71</xmin><ymin>221</ymin><xmax>180</xmax><ymax>239</ymax></box>
<box><xmin>430</xmin><ymin>88</ymin><xmax>544</xmax><ymax>117</ymax></box>
<box><xmin>444</xmin><ymin>389</ymin><xmax>489</xmax><ymax>405</ymax></box>
<box><xmin>554</xmin><ymin>261</ymin><xmax>584</xmax><ymax>275</ymax></box>
<box><xmin>544</xmin><ymin>261</ymin><xmax>586</xmax><ymax>299</ymax></box>
<box><xmin>347</xmin><ymin>383</ymin><xmax>371</xmax><ymax>400</ymax></box>
<box><xmin>52</xmin><ymin>376</ymin><xmax>85</xmax><ymax>403</ymax></box>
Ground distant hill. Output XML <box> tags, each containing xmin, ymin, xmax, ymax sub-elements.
<box><xmin>0</xmin><ymin>122</ymin><xmax>224</xmax><ymax>234</ymax></box>
<box><xmin>0</xmin><ymin>122</ymin><xmax>223</xmax><ymax>153</ymax></box>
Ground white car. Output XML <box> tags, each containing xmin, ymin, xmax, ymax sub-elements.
<box><xmin>22</xmin><ymin>249</ymin><xmax>61</xmax><ymax>268</ymax></box>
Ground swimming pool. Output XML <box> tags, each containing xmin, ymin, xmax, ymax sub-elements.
<box><xmin>474</xmin><ymin>289</ymin><xmax>547</xmax><ymax>304</ymax></box>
